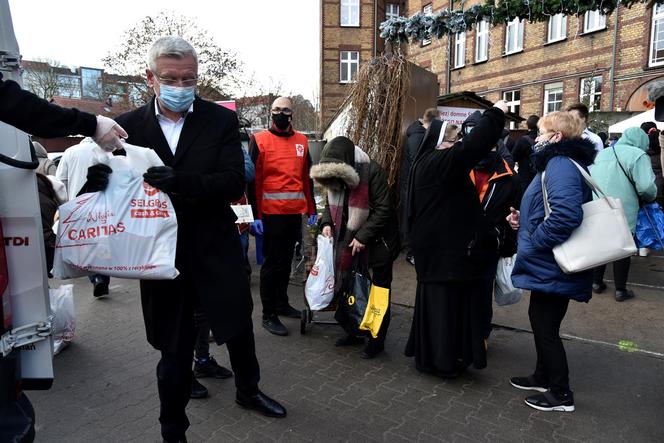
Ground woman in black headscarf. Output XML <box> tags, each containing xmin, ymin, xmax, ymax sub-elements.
<box><xmin>404</xmin><ymin>101</ymin><xmax>508</xmax><ymax>377</ymax></box>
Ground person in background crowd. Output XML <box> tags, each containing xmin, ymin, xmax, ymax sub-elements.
<box><xmin>402</xmin><ymin>108</ymin><xmax>440</xmax><ymax>267</ymax></box>
<box><xmin>609</xmin><ymin>135</ymin><xmax>619</xmax><ymax>148</ymax></box>
<box><xmin>471</xmin><ymin>145</ymin><xmax>521</xmax><ymax>347</ymax></box>
<box><xmin>103</xmin><ymin>36</ymin><xmax>285</xmax><ymax>442</ymax></box>
<box><xmin>567</xmin><ymin>103</ymin><xmax>604</xmax><ymax>153</ymax></box>
<box><xmin>311</xmin><ymin>136</ymin><xmax>400</xmax><ymax>359</ymax></box>
<box><xmin>36</xmin><ymin>173</ymin><xmax>59</xmax><ymax>275</ymax></box>
<box><xmin>248</xmin><ymin>96</ymin><xmax>317</xmax><ymax>336</ymax></box>
<box><xmin>508</xmin><ymin>111</ymin><xmax>597</xmax><ymax>412</ymax></box>
<box><xmin>462</xmin><ymin>110</ymin><xmax>514</xmax><ymax>166</ymax></box>
<box><xmin>640</xmin><ymin>122</ymin><xmax>663</xmax><ymax>206</ymax></box>
<box><xmin>598</xmin><ymin>131</ymin><xmax>609</xmax><ymax>148</ymax></box>
<box><xmin>512</xmin><ymin>115</ymin><xmax>539</xmax><ymax>191</ymax></box>
<box><xmin>33</xmin><ymin>141</ymin><xmax>57</xmax><ymax>176</ymax></box>
<box><xmin>591</xmin><ymin>127</ymin><xmax>657</xmax><ymax>302</ymax></box>
<box><xmin>404</xmin><ymin>100</ymin><xmax>508</xmax><ymax>379</ymax></box>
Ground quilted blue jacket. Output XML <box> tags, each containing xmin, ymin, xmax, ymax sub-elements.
<box><xmin>511</xmin><ymin>138</ymin><xmax>597</xmax><ymax>302</ymax></box>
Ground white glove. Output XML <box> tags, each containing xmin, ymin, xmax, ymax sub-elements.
<box><xmin>94</xmin><ymin>115</ymin><xmax>128</xmax><ymax>152</ymax></box>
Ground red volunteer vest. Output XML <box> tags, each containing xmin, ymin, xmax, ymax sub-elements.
<box><xmin>255</xmin><ymin>130</ymin><xmax>311</xmax><ymax>215</ymax></box>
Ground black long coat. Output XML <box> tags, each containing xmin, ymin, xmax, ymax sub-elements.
<box><xmin>406</xmin><ymin>107</ymin><xmax>505</xmax><ymax>283</ymax></box>
<box><xmin>115</xmin><ymin>97</ymin><xmax>253</xmax><ymax>352</ymax></box>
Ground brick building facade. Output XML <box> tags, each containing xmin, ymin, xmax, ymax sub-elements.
<box><xmin>321</xmin><ymin>0</ymin><xmax>664</xmax><ymax>129</ymax></box>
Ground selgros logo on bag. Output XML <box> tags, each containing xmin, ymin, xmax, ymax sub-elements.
<box><xmin>143</xmin><ymin>182</ymin><xmax>159</xmax><ymax>196</ymax></box>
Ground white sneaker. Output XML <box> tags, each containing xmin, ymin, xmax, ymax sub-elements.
<box><xmin>638</xmin><ymin>248</ymin><xmax>650</xmax><ymax>257</ymax></box>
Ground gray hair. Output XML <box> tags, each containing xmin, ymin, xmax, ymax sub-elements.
<box><xmin>147</xmin><ymin>37</ymin><xmax>198</xmax><ymax>72</ymax></box>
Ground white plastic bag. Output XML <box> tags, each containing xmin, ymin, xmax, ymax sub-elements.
<box><xmin>53</xmin><ymin>154</ymin><xmax>179</xmax><ymax>280</ymax></box>
<box><xmin>494</xmin><ymin>255</ymin><xmax>523</xmax><ymax>306</ymax></box>
<box><xmin>49</xmin><ymin>285</ymin><xmax>75</xmax><ymax>355</ymax></box>
<box><xmin>305</xmin><ymin>235</ymin><xmax>335</xmax><ymax>310</ymax></box>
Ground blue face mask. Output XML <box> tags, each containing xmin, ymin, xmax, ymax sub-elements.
<box><xmin>158</xmin><ymin>84</ymin><xmax>195</xmax><ymax>112</ymax></box>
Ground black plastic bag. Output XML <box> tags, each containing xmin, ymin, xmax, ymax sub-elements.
<box><xmin>334</xmin><ymin>259</ymin><xmax>371</xmax><ymax>336</ymax></box>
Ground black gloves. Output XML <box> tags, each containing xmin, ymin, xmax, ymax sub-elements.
<box><xmin>143</xmin><ymin>166</ymin><xmax>177</xmax><ymax>193</ymax></box>
<box><xmin>85</xmin><ymin>163</ymin><xmax>112</xmax><ymax>192</ymax></box>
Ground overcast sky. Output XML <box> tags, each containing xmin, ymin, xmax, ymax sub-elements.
<box><xmin>7</xmin><ymin>0</ymin><xmax>320</xmax><ymax>101</ymax></box>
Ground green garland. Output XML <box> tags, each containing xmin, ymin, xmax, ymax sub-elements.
<box><xmin>380</xmin><ymin>0</ymin><xmax>658</xmax><ymax>42</ymax></box>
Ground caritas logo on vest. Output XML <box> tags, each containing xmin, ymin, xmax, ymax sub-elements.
<box><xmin>295</xmin><ymin>144</ymin><xmax>305</xmax><ymax>157</ymax></box>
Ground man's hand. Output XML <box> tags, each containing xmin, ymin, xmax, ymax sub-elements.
<box><xmin>94</xmin><ymin>115</ymin><xmax>128</xmax><ymax>152</ymax></box>
<box><xmin>322</xmin><ymin>225</ymin><xmax>332</xmax><ymax>238</ymax></box>
<box><xmin>506</xmin><ymin>207</ymin><xmax>520</xmax><ymax>231</ymax></box>
<box><xmin>349</xmin><ymin>238</ymin><xmax>365</xmax><ymax>256</ymax></box>
<box><xmin>143</xmin><ymin>166</ymin><xmax>177</xmax><ymax>193</ymax></box>
<box><xmin>493</xmin><ymin>100</ymin><xmax>509</xmax><ymax>114</ymax></box>
<box><xmin>86</xmin><ymin>163</ymin><xmax>112</xmax><ymax>192</ymax></box>
<box><xmin>251</xmin><ymin>220</ymin><xmax>263</xmax><ymax>236</ymax></box>
<box><xmin>308</xmin><ymin>214</ymin><xmax>318</xmax><ymax>226</ymax></box>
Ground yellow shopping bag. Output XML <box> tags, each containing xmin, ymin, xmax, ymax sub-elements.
<box><xmin>359</xmin><ymin>284</ymin><xmax>389</xmax><ymax>338</ymax></box>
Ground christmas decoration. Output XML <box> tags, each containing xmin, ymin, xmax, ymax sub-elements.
<box><xmin>379</xmin><ymin>0</ymin><xmax>658</xmax><ymax>43</ymax></box>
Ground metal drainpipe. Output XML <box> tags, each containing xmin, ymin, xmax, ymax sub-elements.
<box><xmin>609</xmin><ymin>4</ymin><xmax>620</xmax><ymax>111</ymax></box>
<box><xmin>373</xmin><ymin>0</ymin><xmax>378</xmax><ymax>57</ymax></box>
<box><xmin>446</xmin><ymin>0</ymin><xmax>454</xmax><ymax>94</ymax></box>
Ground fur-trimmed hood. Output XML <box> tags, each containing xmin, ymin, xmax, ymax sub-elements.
<box><xmin>311</xmin><ymin>161</ymin><xmax>360</xmax><ymax>189</ymax></box>
<box><xmin>532</xmin><ymin>137</ymin><xmax>596</xmax><ymax>172</ymax></box>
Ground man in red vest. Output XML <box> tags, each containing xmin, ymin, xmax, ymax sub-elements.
<box><xmin>249</xmin><ymin>96</ymin><xmax>316</xmax><ymax>336</ymax></box>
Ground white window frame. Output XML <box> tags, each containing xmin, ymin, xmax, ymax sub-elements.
<box><xmin>544</xmin><ymin>82</ymin><xmax>564</xmax><ymax>114</ymax></box>
<box><xmin>503</xmin><ymin>90</ymin><xmax>521</xmax><ymax>129</ymax></box>
<box><xmin>584</xmin><ymin>10</ymin><xmax>606</xmax><ymax>33</ymax></box>
<box><xmin>454</xmin><ymin>32</ymin><xmax>466</xmax><ymax>68</ymax></box>
<box><xmin>475</xmin><ymin>20</ymin><xmax>489</xmax><ymax>62</ymax></box>
<box><xmin>339</xmin><ymin>51</ymin><xmax>359</xmax><ymax>84</ymax></box>
<box><xmin>385</xmin><ymin>3</ymin><xmax>400</xmax><ymax>20</ymax></box>
<box><xmin>422</xmin><ymin>4</ymin><xmax>433</xmax><ymax>46</ymax></box>
<box><xmin>580</xmin><ymin>75</ymin><xmax>602</xmax><ymax>112</ymax></box>
<box><xmin>650</xmin><ymin>4</ymin><xmax>664</xmax><ymax>67</ymax></box>
<box><xmin>548</xmin><ymin>13</ymin><xmax>567</xmax><ymax>43</ymax></box>
<box><xmin>340</xmin><ymin>0</ymin><xmax>360</xmax><ymax>27</ymax></box>
<box><xmin>504</xmin><ymin>18</ymin><xmax>524</xmax><ymax>54</ymax></box>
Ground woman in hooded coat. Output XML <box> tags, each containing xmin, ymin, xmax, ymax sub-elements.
<box><xmin>310</xmin><ymin>136</ymin><xmax>399</xmax><ymax>358</ymax></box>
<box><xmin>591</xmin><ymin>126</ymin><xmax>657</xmax><ymax>301</ymax></box>
<box><xmin>508</xmin><ymin>111</ymin><xmax>597</xmax><ymax>412</ymax></box>
<box><xmin>404</xmin><ymin>101</ymin><xmax>508</xmax><ymax>378</ymax></box>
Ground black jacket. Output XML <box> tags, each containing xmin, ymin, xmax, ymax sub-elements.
<box><xmin>401</xmin><ymin>121</ymin><xmax>425</xmax><ymax>195</ymax></box>
<box><xmin>471</xmin><ymin>153</ymin><xmax>522</xmax><ymax>258</ymax></box>
<box><xmin>0</xmin><ymin>73</ymin><xmax>96</xmax><ymax>138</ymax></box>
<box><xmin>512</xmin><ymin>130</ymin><xmax>537</xmax><ymax>189</ymax></box>
<box><xmin>407</xmin><ymin>107</ymin><xmax>506</xmax><ymax>282</ymax></box>
<box><xmin>115</xmin><ymin>97</ymin><xmax>252</xmax><ymax>351</ymax></box>
<box><xmin>313</xmin><ymin>140</ymin><xmax>400</xmax><ymax>268</ymax></box>
<box><xmin>462</xmin><ymin>110</ymin><xmax>514</xmax><ymax>166</ymax></box>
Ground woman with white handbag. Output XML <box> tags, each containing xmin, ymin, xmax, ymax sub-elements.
<box><xmin>507</xmin><ymin>112</ymin><xmax>597</xmax><ymax>413</ymax></box>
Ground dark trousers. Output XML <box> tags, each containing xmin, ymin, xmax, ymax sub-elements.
<box><xmin>593</xmin><ymin>256</ymin><xmax>631</xmax><ymax>291</ymax></box>
<box><xmin>158</xmin><ymin>324</ymin><xmax>260</xmax><ymax>442</ymax></box>
<box><xmin>479</xmin><ymin>258</ymin><xmax>499</xmax><ymax>339</ymax></box>
<box><xmin>369</xmin><ymin>263</ymin><xmax>393</xmax><ymax>346</ymax></box>
<box><xmin>260</xmin><ymin>214</ymin><xmax>302</xmax><ymax>317</ymax></box>
<box><xmin>528</xmin><ymin>291</ymin><xmax>571</xmax><ymax>395</ymax></box>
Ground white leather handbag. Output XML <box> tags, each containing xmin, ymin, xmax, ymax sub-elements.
<box><xmin>542</xmin><ymin>159</ymin><xmax>637</xmax><ymax>274</ymax></box>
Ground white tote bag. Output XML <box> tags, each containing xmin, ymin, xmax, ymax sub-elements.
<box><xmin>305</xmin><ymin>235</ymin><xmax>335</xmax><ymax>311</ymax></box>
<box><xmin>494</xmin><ymin>255</ymin><xmax>522</xmax><ymax>306</ymax></box>
<box><xmin>542</xmin><ymin>159</ymin><xmax>636</xmax><ymax>274</ymax></box>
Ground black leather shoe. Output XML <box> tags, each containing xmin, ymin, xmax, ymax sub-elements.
<box><xmin>335</xmin><ymin>335</ymin><xmax>364</xmax><ymax>347</ymax></box>
<box><xmin>236</xmin><ymin>390</ymin><xmax>287</xmax><ymax>418</ymax></box>
<box><xmin>360</xmin><ymin>342</ymin><xmax>384</xmax><ymax>359</ymax></box>
<box><xmin>93</xmin><ymin>277</ymin><xmax>109</xmax><ymax>298</ymax></box>
<box><xmin>262</xmin><ymin>316</ymin><xmax>288</xmax><ymax>336</ymax></box>
<box><xmin>194</xmin><ymin>356</ymin><xmax>233</xmax><ymax>379</ymax></box>
<box><xmin>615</xmin><ymin>289</ymin><xmax>635</xmax><ymax>302</ymax></box>
<box><xmin>190</xmin><ymin>378</ymin><xmax>208</xmax><ymax>399</ymax></box>
<box><xmin>592</xmin><ymin>282</ymin><xmax>607</xmax><ymax>294</ymax></box>
<box><xmin>275</xmin><ymin>304</ymin><xmax>301</xmax><ymax>318</ymax></box>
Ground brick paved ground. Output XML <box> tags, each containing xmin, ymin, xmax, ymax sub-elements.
<box><xmin>30</xmin><ymin>261</ymin><xmax>664</xmax><ymax>442</ymax></box>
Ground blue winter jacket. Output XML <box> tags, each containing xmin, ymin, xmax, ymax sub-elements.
<box><xmin>511</xmin><ymin>138</ymin><xmax>597</xmax><ymax>302</ymax></box>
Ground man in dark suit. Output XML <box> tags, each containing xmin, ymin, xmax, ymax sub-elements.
<box><xmin>105</xmin><ymin>37</ymin><xmax>286</xmax><ymax>443</ymax></box>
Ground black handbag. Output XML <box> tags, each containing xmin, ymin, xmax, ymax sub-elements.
<box><xmin>334</xmin><ymin>255</ymin><xmax>371</xmax><ymax>336</ymax></box>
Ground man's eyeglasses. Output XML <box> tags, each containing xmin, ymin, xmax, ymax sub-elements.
<box><xmin>271</xmin><ymin>107</ymin><xmax>293</xmax><ymax>115</ymax></box>
<box><xmin>156</xmin><ymin>76</ymin><xmax>198</xmax><ymax>87</ymax></box>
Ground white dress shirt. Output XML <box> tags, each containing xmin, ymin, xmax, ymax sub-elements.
<box><xmin>155</xmin><ymin>101</ymin><xmax>194</xmax><ymax>154</ymax></box>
